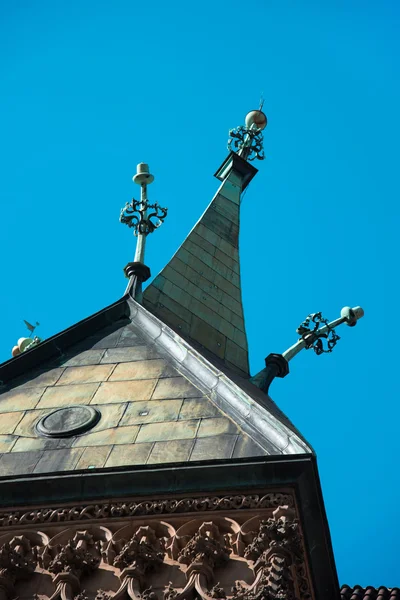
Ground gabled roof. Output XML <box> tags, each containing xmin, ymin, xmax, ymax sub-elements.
<box><xmin>0</xmin><ymin>141</ymin><xmax>314</xmax><ymax>476</ymax></box>
<box><xmin>0</xmin><ymin>293</ymin><xmax>311</xmax><ymax>477</ymax></box>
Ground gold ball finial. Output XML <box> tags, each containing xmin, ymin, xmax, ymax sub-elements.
<box><xmin>245</xmin><ymin>110</ymin><xmax>267</xmax><ymax>131</ymax></box>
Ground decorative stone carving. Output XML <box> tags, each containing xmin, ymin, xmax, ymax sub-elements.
<box><xmin>0</xmin><ymin>498</ymin><xmax>314</xmax><ymax>600</ymax></box>
<box><xmin>104</xmin><ymin>525</ymin><xmax>168</xmax><ymax>600</ymax></box>
<box><xmin>177</xmin><ymin>522</ymin><xmax>230</xmax><ymax>571</ymax></box>
<box><xmin>140</xmin><ymin>587</ymin><xmax>158</xmax><ymax>600</ymax></box>
<box><xmin>231</xmin><ymin>508</ymin><xmax>308</xmax><ymax>600</ymax></box>
<box><xmin>40</xmin><ymin>530</ymin><xmax>101</xmax><ymax>600</ymax></box>
<box><xmin>208</xmin><ymin>583</ymin><xmax>227</xmax><ymax>599</ymax></box>
<box><xmin>95</xmin><ymin>590</ymin><xmax>113</xmax><ymax>600</ymax></box>
<box><xmin>164</xmin><ymin>582</ymin><xmax>178</xmax><ymax>600</ymax></box>
<box><xmin>0</xmin><ymin>493</ymin><xmax>294</xmax><ymax>528</ymax></box>
<box><xmin>74</xmin><ymin>592</ymin><xmax>89</xmax><ymax>600</ymax></box>
<box><xmin>0</xmin><ymin>535</ymin><xmax>37</xmax><ymax>581</ymax></box>
<box><xmin>113</xmin><ymin>526</ymin><xmax>164</xmax><ymax>574</ymax></box>
<box><xmin>165</xmin><ymin>521</ymin><xmax>231</xmax><ymax>600</ymax></box>
<box><xmin>0</xmin><ymin>535</ymin><xmax>39</xmax><ymax>600</ymax></box>
<box><xmin>40</xmin><ymin>531</ymin><xmax>100</xmax><ymax>575</ymax></box>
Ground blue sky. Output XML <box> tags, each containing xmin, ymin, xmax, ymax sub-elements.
<box><xmin>1</xmin><ymin>0</ymin><xmax>399</xmax><ymax>587</ymax></box>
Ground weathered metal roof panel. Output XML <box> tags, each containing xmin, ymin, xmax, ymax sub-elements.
<box><xmin>143</xmin><ymin>159</ymin><xmax>250</xmax><ymax>376</ymax></box>
<box><xmin>0</xmin><ymin>293</ymin><xmax>311</xmax><ymax>477</ymax></box>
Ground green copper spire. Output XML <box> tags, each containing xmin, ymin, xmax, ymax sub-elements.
<box><xmin>143</xmin><ymin>110</ymin><xmax>267</xmax><ymax>376</ymax></box>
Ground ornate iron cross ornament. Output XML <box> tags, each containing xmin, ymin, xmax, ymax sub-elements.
<box><xmin>119</xmin><ymin>162</ymin><xmax>168</xmax><ymax>268</ymax></box>
<box><xmin>227</xmin><ymin>108</ymin><xmax>268</xmax><ymax>161</ymax></box>
<box><xmin>282</xmin><ymin>306</ymin><xmax>364</xmax><ymax>363</ymax></box>
<box><xmin>228</xmin><ymin>125</ymin><xmax>265</xmax><ymax>161</ymax></box>
<box><xmin>119</xmin><ymin>162</ymin><xmax>168</xmax><ymax>301</ymax></box>
<box><xmin>120</xmin><ymin>200</ymin><xmax>167</xmax><ymax>236</ymax></box>
<box><xmin>296</xmin><ymin>312</ymin><xmax>341</xmax><ymax>355</ymax></box>
<box><xmin>251</xmin><ymin>306</ymin><xmax>364</xmax><ymax>393</ymax></box>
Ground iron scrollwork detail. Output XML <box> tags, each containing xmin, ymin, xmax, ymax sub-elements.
<box><xmin>296</xmin><ymin>312</ymin><xmax>340</xmax><ymax>355</ymax></box>
<box><xmin>228</xmin><ymin>126</ymin><xmax>265</xmax><ymax>161</ymax></box>
<box><xmin>120</xmin><ymin>200</ymin><xmax>168</xmax><ymax>236</ymax></box>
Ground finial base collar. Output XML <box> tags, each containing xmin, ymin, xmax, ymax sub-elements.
<box><xmin>123</xmin><ymin>262</ymin><xmax>151</xmax><ymax>282</ymax></box>
<box><xmin>265</xmin><ymin>353</ymin><xmax>290</xmax><ymax>378</ymax></box>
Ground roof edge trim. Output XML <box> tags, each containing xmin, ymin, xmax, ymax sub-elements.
<box><xmin>127</xmin><ymin>298</ymin><xmax>312</xmax><ymax>455</ymax></box>
<box><xmin>0</xmin><ymin>297</ymin><xmax>129</xmax><ymax>385</ymax></box>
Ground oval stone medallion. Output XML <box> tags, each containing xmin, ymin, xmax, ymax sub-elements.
<box><xmin>36</xmin><ymin>405</ymin><xmax>101</xmax><ymax>438</ymax></box>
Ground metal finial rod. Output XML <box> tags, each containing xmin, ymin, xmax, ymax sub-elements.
<box><xmin>120</xmin><ymin>163</ymin><xmax>167</xmax><ymax>256</ymax></box>
<box><xmin>120</xmin><ymin>163</ymin><xmax>168</xmax><ymax>302</ymax></box>
<box><xmin>133</xmin><ymin>168</ymin><xmax>151</xmax><ymax>264</ymax></box>
<box><xmin>282</xmin><ymin>306</ymin><xmax>364</xmax><ymax>362</ymax></box>
<box><xmin>250</xmin><ymin>306</ymin><xmax>364</xmax><ymax>394</ymax></box>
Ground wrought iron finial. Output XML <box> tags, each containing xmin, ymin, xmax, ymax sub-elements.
<box><xmin>282</xmin><ymin>306</ymin><xmax>364</xmax><ymax>363</ymax></box>
<box><xmin>228</xmin><ymin>109</ymin><xmax>267</xmax><ymax>161</ymax></box>
<box><xmin>296</xmin><ymin>312</ymin><xmax>341</xmax><ymax>355</ymax></box>
<box><xmin>119</xmin><ymin>163</ymin><xmax>168</xmax><ymax>264</ymax></box>
<box><xmin>120</xmin><ymin>162</ymin><xmax>168</xmax><ymax>302</ymax></box>
<box><xmin>120</xmin><ymin>200</ymin><xmax>167</xmax><ymax>236</ymax></box>
<box><xmin>250</xmin><ymin>306</ymin><xmax>364</xmax><ymax>394</ymax></box>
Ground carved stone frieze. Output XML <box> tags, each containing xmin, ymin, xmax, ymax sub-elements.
<box><xmin>74</xmin><ymin>593</ymin><xmax>90</xmax><ymax>600</ymax></box>
<box><xmin>164</xmin><ymin>582</ymin><xmax>179</xmax><ymax>600</ymax></box>
<box><xmin>0</xmin><ymin>533</ymin><xmax>45</xmax><ymax>600</ymax></box>
<box><xmin>176</xmin><ymin>522</ymin><xmax>230</xmax><ymax>572</ymax></box>
<box><xmin>0</xmin><ymin>493</ymin><xmax>294</xmax><ymax>528</ymax></box>
<box><xmin>95</xmin><ymin>590</ymin><xmax>113</xmax><ymax>600</ymax></box>
<box><xmin>47</xmin><ymin>540</ymin><xmax>96</xmax><ymax>572</ymax></box>
<box><xmin>102</xmin><ymin>524</ymin><xmax>169</xmax><ymax>600</ymax></box>
<box><xmin>208</xmin><ymin>583</ymin><xmax>227</xmax><ymax>599</ymax></box>
<box><xmin>231</xmin><ymin>508</ymin><xmax>312</xmax><ymax>600</ymax></box>
<box><xmin>140</xmin><ymin>587</ymin><xmax>158</xmax><ymax>600</ymax></box>
<box><xmin>164</xmin><ymin>520</ymin><xmax>234</xmax><ymax>600</ymax></box>
<box><xmin>39</xmin><ymin>529</ymin><xmax>103</xmax><ymax>600</ymax></box>
<box><xmin>112</xmin><ymin>527</ymin><xmax>164</xmax><ymax>573</ymax></box>
<box><xmin>41</xmin><ymin>532</ymin><xmax>100</xmax><ymax>577</ymax></box>
<box><xmin>0</xmin><ymin>495</ymin><xmax>313</xmax><ymax>600</ymax></box>
<box><xmin>0</xmin><ymin>535</ymin><xmax>37</xmax><ymax>583</ymax></box>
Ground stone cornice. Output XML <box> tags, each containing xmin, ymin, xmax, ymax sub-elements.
<box><xmin>0</xmin><ymin>503</ymin><xmax>314</xmax><ymax>600</ymax></box>
<box><xmin>0</xmin><ymin>492</ymin><xmax>294</xmax><ymax>529</ymax></box>
<box><xmin>0</xmin><ymin>455</ymin><xmax>340</xmax><ymax>598</ymax></box>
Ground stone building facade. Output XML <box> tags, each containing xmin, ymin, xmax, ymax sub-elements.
<box><xmin>0</xmin><ymin>115</ymin><xmax>395</xmax><ymax>599</ymax></box>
